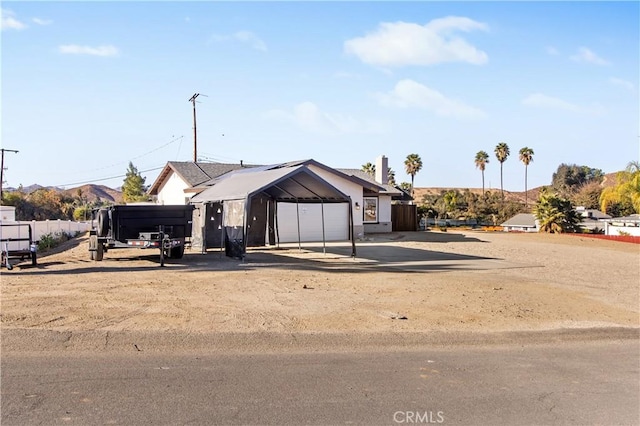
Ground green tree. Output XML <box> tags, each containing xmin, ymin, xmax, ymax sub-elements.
<box><xmin>122</xmin><ymin>162</ymin><xmax>150</xmax><ymax>203</ymax></box>
<box><xmin>404</xmin><ymin>153</ymin><xmax>423</xmax><ymax>198</ymax></box>
<box><xmin>399</xmin><ymin>182</ymin><xmax>412</xmax><ymax>193</ymax></box>
<box><xmin>361</xmin><ymin>162</ymin><xmax>375</xmax><ymax>177</ymax></box>
<box><xmin>519</xmin><ymin>147</ymin><xmax>534</xmax><ymax>208</ymax></box>
<box><xmin>494</xmin><ymin>142</ymin><xmax>510</xmax><ymax>200</ymax></box>
<box><xmin>474</xmin><ymin>151</ymin><xmax>490</xmax><ymax>195</ymax></box>
<box><xmin>551</xmin><ymin>163</ymin><xmax>604</xmax><ymax>199</ymax></box>
<box><xmin>533</xmin><ymin>187</ymin><xmax>582</xmax><ymax>233</ymax></box>
<box><xmin>600</xmin><ymin>161</ymin><xmax>640</xmax><ymax>215</ymax></box>
<box><xmin>387</xmin><ymin>168</ymin><xmax>396</xmax><ymax>186</ymax></box>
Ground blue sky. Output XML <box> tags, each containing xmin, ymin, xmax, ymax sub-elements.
<box><xmin>2</xmin><ymin>1</ymin><xmax>638</xmax><ymax>192</ymax></box>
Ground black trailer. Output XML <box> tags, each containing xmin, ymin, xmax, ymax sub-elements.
<box><xmin>89</xmin><ymin>204</ymin><xmax>194</xmax><ymax>266</ymax></box>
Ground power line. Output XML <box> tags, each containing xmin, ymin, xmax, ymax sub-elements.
<box><xmin>53</xmin><ymin>166</ymin><xmax>165</xmax><ymax>188</ymax></box>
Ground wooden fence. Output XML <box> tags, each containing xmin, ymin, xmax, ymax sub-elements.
<box><xmin>391</xmin><ymin>204</ymin><xmax>417</xmax><ymax>231</ymax></box>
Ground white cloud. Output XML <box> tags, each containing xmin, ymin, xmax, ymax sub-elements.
<box><xmin>1</xmin><ymin>8</ymin><xmax>27</xmax><ymax>30</ymax></box>
<box><xmin>522</xmin><ymin>93</ymin><xmax>604</xmax><ymax>114</ymax></box>
<box><xmin>58</xmin><ymin>44</ymin><xmax>119</xmax><ymax>57</ymax></box>
<box><xmin>570</xmin><ymin>47</ymin><xmax>610</xmax><ymax>65</ymax></box>
<box><xmin>344</xmin><ymin>16</ymin><xmax>489</xmax><ymax>67</ymax></box>
<box><xmin>210</xmin><ymin>30</ymin><xmax>267</xmax><ymax>52</ymax></box>
<box><xmin>263</xmin><ymin>102</ymin><xmax>388</xmax><ymax>134</ymax></box>
<box><xmin>32</xmin><ymin>17</ymin><xmax>52</xmax><ymax>26</ymax></box>
<box><xmin>374</xmin><ymin>79</ymin><xmax>486</xmax><ymax>119</ymax></box>
<box><xmin>609</xmin><ymin>77</ymin><xmax>635</xmax><ymax>92</ymax></box>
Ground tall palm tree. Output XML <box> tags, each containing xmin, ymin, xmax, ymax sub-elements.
<box><xmin>361</xmin><ymin>162</ymin><xmax>375</xmax><ymax>177</ymax></box>
<box><xmin>494</xmin><ymin>142</ymin><xmax>510</xmax><ymax>200</ymax></box>
<box><xmin>404</xmin><ymin>153</ymin><xmax>423</xmax><ymax>198</ymax></box>
<box><xmin>474</xmin><ymin>151</ymin><xmax>490</xmax><ymax>195</ymax></box>
<box><xmin>519</xmin><ymin>147</ymin><xmax>534</xmax><ymax>208</ymax></box>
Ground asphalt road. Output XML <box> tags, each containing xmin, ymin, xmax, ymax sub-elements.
<box><xmin>2</xmin><ymin>340</ymin><xmax>638</xmax><ymax>425</ymax></box>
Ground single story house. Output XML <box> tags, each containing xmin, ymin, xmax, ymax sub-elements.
<box><xmin>575</xmin><ymin>206</ymin><xmax>611</xmax><ymax>233</ymax></box>
<box><xmin>148</xmin><ymin>155</ymin><xmax>404</xmax><ymax>254</ymax></box>
<box><xmin>602</xmin><ymin>214</ymin><xmax>640</xmax><ymax>236</ymax></box>
<box><xmin>500</xmin><ymin>213</ymin><xmax>538</xmax><ymax>232</ymax></box>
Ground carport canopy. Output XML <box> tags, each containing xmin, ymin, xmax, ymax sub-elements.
<box><xmin>190</xmin><ymin>165</ymin><xmax>352</xmax><ymax>203</ymax></box>
<box><xmin>190</xmin><ymin>165</ymin><xmax>356</xmax><ymax>256</ymax></box>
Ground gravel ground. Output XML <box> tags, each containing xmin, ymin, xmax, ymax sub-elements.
<box><xmin>1</xmin><ymin>230</ymin><xmax>638</xmax><ymax>352</ymax></box>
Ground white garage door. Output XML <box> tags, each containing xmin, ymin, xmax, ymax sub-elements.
<box><xmin>276</xmin><ymin>202</ymin><xmax>349</xmax><ymax>243</ymax></box>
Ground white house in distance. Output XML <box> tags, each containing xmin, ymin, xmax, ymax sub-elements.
<box><xmin>148</xmin><ymin>155</ymin><xmax>401</xmax><ymax>250</ymax></box>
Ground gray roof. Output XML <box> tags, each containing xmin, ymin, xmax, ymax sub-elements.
<box><xmin>338</xmin><ymin>168</ymin><xmax>403</xmax><ymax>196</ymax></box>
<box><xmin>190</xmin><ymin>166</ymin><xmax>351</xmax><ymax>204</ymax></box>
<box><xmin>501</xmin><ymin>213</ymin><xmax>537</xmax><ymax>227</ymax></box>
<box><xmin>148</xmin><ymin>161</ymin><xmax>255</xmax><ymax>195</ymax></box>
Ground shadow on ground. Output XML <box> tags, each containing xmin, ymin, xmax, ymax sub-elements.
<box><xmin>6</xmin><ymin>231</ymin><xmax>520</xmax><ymax>275</ymax></box>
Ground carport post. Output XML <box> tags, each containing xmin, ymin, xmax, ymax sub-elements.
<box><xmin>219</xmin><ymin>203</ymin><xmax>225</xmax><ymax>259</ymax></box>
<box><xmin>295</xmin><ymin>199</ymin><xmax>301</xmax><ymax>251</ymax></box>
<box><xmin>321</xmin><ymin>200</ymin><xmax>326</xmax><ymax>254</ymax></box>
<box><xmin>348</xmin><ymin>198</ymin><xmax>356</xmax><ymax>259</ymax></box>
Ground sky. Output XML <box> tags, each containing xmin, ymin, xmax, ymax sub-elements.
<box><xmin>2</xmin><ymin>1</ymin><xmax>638</xmax><ymax>193</ymax></box>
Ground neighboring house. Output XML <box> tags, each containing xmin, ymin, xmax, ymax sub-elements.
<box><xmin>148</xmin><ymin>162</ymin><xmax>250</xmax><ymax>205</ymax></box>
<box><xmin>602</xmin><ymin>214</ymin><xmax>640</xmax><ymax>236</ymax></box>
<box><xmin>575</xmin><ymin>206</ymin><xmax>611</xmax><ymax>233</ymax></box>
<box><xmin>501</xmin><ymin>213</ymin><xmax>538</xmax><ymax>232</ymax></box>
<box><xmin>147</xmin><ymin>156</ymin><xmax>399</xmax><ymax>251</ymax></box>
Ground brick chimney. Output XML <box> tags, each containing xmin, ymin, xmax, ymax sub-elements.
<box><xmin>375</xmin><ymin>155</ymin><xmax>388</xmax><ymax>185</ymax></box>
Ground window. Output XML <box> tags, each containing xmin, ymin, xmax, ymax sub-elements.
<box><xmin>363</xmin><ymin>197</ymin><xmax>378</xmax><ymax>223</ymax></box>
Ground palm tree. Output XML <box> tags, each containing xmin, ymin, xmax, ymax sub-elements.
<box><xmin>519</xmin><ymin>147</ymin><xmax>534</xmax><ymax>208</ymax></box>
<box><xmin>533</xmin><ymin>187</ymin><xmax>581</xmax><ymax>233</ymax></box>
<box><xmin>494</xmin><ymin>142</ymin><xmax>510</xmax><ymax>200</ymax></box>
<box><xmin>361</xmin><ymin>162</ymin><xmax>375</xmax><ymax>177</ymax></box>
<box><xmin>474</xmin><ymin>151</ymin><xmax>490</xmax><ymax>195</ymax></box>
<box><xmin>404</xmin><ymin>153</ymin><xmax>423</xmax><ymax>198</ymax></box>
<box><xmin>387</xmin><ymin>168</ymin><xmax>396</xmax><ymax>186</ymax></box>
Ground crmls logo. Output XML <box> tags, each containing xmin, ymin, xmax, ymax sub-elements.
<box><xmin>393</xmin><ymin>411</ymin><xmax>445</xmax><ymax>424</ymax></box>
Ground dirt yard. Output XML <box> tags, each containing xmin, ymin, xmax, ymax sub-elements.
<box><xmin>1</xmin><ymin>230</ymin><xmax>638</xmax><ymax>351</ymax></box>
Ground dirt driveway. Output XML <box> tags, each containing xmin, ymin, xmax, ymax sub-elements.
<box><xmin>1</xmin><ymin>230</ymin><xmax>638</xmax><ymax>351</ymax></box>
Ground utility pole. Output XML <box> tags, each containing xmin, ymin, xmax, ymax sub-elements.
<box><xmin>189</xmin><ymin>93</ymin><xmax>200</xmax><ymax>162</ymax></box>
<box><xmin>0</xmin><ymin>148</ymin><xmax>19</xmax><ymax>204</ymax></box>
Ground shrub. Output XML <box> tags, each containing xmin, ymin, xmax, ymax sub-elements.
<box><xmin>37</xmin><ymin>231</ymin><xmax>80</xmax><ymax>252</ymax></box>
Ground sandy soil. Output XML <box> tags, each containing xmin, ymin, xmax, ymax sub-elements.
<box><xmin>1</xmin><ymin>230</ymin><xmax>638</xmax><ymax>348</ymax></box>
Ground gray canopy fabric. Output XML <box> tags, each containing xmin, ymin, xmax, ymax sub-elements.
<box><xmin>190</xmin><ymin>165</ymin><xmax>356</xmax><ymax>258</ymax></box>
<box><xmin>191</xmin><ymin>165</ymin><xmax>351</xmax><ymax>203</ymax></box>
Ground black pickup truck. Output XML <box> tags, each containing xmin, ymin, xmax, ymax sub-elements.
<box><xmin>89</xmin><ymin>204</ymin><xmax>194</xmax><ymax>266</ymax></box>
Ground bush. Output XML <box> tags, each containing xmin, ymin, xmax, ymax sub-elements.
<box><xmin>37</xmin><ymin>231</ymin><xmax>80</xmax><ymax>252</ymax></box>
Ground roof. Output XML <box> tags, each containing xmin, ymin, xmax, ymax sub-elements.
<box><xmin>283</xmin><ymin>159</ymin><xmax>385</xmax><ymax>193</ymax></box>
<box><xmin>190</xmin><ymin>166</ymin><xmax>351</xmax><ymax>204</ymax></box>
<box><xmin>501</xmin><ymin>213</ymin><xmax>537</xmax><ymax>227</ymax></box>
<box><xmin>338</xmin><ymin>168</ymin><xmax>403</xmax><ymax>196</ymax></box>
<box><xmin>148</xmin><ymin>161</ymin><xmax>254</xmax><ymax>195</ymax></box>
<box><xmin>149</xmin><ymin>159</ymin><xmax>385</xmax><ymax>196</ymax></box>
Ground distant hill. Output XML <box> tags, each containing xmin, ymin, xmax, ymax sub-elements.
<box><xmin>5</xmin><ymin>183</ymin><xmax>124</xmax><ymax>204</ymax></box>
<box><xmin>414</xmin><ymin>172</ymin><xmax>620</xmax><ymax>205</ymax></box>
<box><xmin>61</xmin><ymin>184</ymin><xmax>124</xmax><ymax>204</ymax></box>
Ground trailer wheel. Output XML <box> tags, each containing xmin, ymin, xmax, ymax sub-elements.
<box><xmin>169</xmin><ymin>245</ymin><xmax>185</xmax><ymax>259</ymax></box>
<box><xmin>89</xmin><ymin>235</ymin><xmax>97</xmax><ymax>260</ymax></box>
<box><xmin>97</xmin><ymin>210</ymin><xmax>110</xmax><ymax>237</ymax></box>
<box><xmin>95</xmin><ymin>242</ymin><xmax>104</xmax><ymax>261</ymax></box>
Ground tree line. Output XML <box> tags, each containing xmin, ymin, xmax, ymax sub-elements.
<box><xmin>2</xmin><ymin>162</ymin><xmax>150</xmax><ymax>221</ymax></box>
<box><xmin>362</xmin><ymin>152</ymin><xmax>639</xmax><ymax>232</ymax></box>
